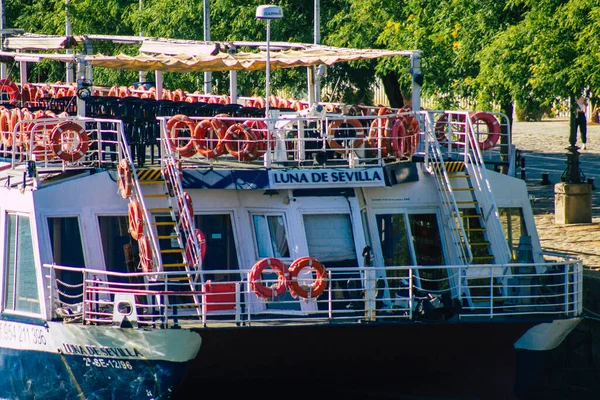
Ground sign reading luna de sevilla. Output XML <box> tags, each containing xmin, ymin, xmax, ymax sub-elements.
<box><xmin>268</xmin><ymin>168</ymin><xmax>385</xmax><ymax>189</ymax></box>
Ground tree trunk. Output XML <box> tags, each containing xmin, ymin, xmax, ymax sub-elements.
<box><xmin>380</xmin><ymin>72</ymin><xmax>404</xmax><ymax>108</ymax></box>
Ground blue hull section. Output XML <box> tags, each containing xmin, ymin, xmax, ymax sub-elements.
<box><xmin>0</xmin><ymin>347</ymin><xmax>191</xmax><ymax>399</ymax></box>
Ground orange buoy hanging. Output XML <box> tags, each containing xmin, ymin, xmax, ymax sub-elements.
<box><xmin>223</xmin><ymin>123</ymin><xmax>259</xmax><ymax>161</ymax></box>
<box><xmin>193</xmin><ymin>118</ymin><xmax>227</xmax><ymax>159</ymax></box>
<box><xmin>327</xmin><ymin>118</ymin><xmax>365</xmax><ymax>155</ymax></box>
<box><xmin>250</xmin><ymin>258</ymin><xmax>288</xmax><ymax>299</ymax></box>
<box><xmin>243</xmin><ymin>119</ymin><xmax>273</xmax><ymax>155</ymax></box>
<box><xmin>0</xmin><ymin>109</ymin><xmax>12</xmax><ymax>148</ymax></box>
<box><xmin>166</xmin><ymin>114</ymin><xmax>198</xmax><ymax>157</ymax></box>
<box><xmin>128</xmin><ymin>200</ymin><xmax>144</xmax><ymax>240</ymax></box>
<box><xmin>162</xmin><ymin>159</ymin><xmax>182</xmax><ymax>197</ymax></box>
<box><xmin>49</xmin><ymin>121</ymin><xmax>89</xmax><ymax>162</ymax></box>
<box><xmin>178</xmin><ymin>192</ymin><xmax>194</xmax><ymax>231</ymax></box>
<box><xmin>0</xmin><ymin>79</ymin><xmax>19</xmax><ymax>105</ymax></box>
<box><xmin>469</xmin><ymin>112</ymin><xmax>501</xmax><ymax>150</ymax></box>
<box><xmin>397</xmin><ymin>111</ymin><xmax>420</xmax><ymax>158</ymax></box>
<box><xmin>138</xmin><ymin>235</ymin><xmax>154</xmax><ymax>273</ymax></box>
<box><xmin>287</xmin><ymin>257</ymin><xmax>328</xmax><ymax>299</ymax></box>
<box><xmin>185</xmin><ymin>229</ymin><xmax>207</xmax><ymax>269</ymax></box>
<box><xmin>117</xmin><ymin>159</ymin><xmax>133</xmax><ymax>199</ymax></box>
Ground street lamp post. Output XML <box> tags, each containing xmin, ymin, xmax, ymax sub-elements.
<box><xmin>256</xmin><ymin>5</ymin><xmax>283</xmax><ymax>119</ymax></box>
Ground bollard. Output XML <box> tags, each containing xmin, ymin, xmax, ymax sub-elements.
<box><xmin>540</xmin><ymin>172</ymin><xmax>551</xmax><ymax>185</ymax></box>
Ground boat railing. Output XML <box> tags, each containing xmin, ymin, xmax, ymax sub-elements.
<box><xmin>4</xmin><ymin>116</ymin><xmax>125</xmax><ymax>172</ymax></box>
<box><xmin>43</xmin><ymin>257</ymin><xmax>582</xmax><ymax>328</ymax></box>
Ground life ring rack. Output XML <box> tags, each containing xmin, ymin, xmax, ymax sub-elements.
<box><xmin>249</xmin><ymin>258</ymin><xmax>288</xmax><ymax>299</ymax></box>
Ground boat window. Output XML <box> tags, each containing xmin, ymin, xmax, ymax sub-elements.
<box><xmin>252</xmin><ymin>214</ymin><xmax>290</xmax><ymax>258</ymax></box>
<box><xmin>499</xmin><ymin>208</ymin><xmax>528</xmax><ymax>260</ymax></box>
<box><xmin>4</xmin><ymin>214</ymin><xmax>40</xmax><ymax>314</ymax></box>
<box><xmin>195</xmin><ymin>214</ymin><xmax>240</xmax><ymax>282</ymax></box>
<box><xmin>303</xmin><ymin>214</ymin><xmax>360</xmax><ymax>309</ymax></box>
<box><xmin>48</xmin><ymin>217</ymin><xmax>85</xmax><ymax>305</ymax></box>
<box><xmin>98</xmin><ymin>216</ymin><xmax>135</xmax><ymax>283</ymax></box>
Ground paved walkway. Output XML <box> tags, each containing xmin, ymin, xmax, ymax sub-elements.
<box><xmin>511</xmin><ymin>118</ymin><xmax>600</xmax><ymax>270</ymax></box>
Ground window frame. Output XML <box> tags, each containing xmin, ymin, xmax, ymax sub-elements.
<box><xmin>3</xmin><ymin>212</ymin><xmax>42</xmax><ymax>317</ymax></box>
<box><xmin>249</xmin><ymin>211</ymin><xmax>292</xmax><ymax>261</ymax></box>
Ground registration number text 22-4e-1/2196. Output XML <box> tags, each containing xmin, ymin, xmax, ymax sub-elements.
<box><xmin>83</xmin><ymin>357</ymin><xmax>133</xmax><ymax>369</ymax></box>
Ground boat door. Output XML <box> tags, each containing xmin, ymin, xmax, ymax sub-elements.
<box><xmin>368</xmin><ymin>209</ymin><xmax>448</xmax><ymax>308</ymax></box>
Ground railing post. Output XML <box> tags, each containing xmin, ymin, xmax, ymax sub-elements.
<box><xmin>408</xmin><ymin>268</ymin><xmax>413</xmax><ymax>320</ymax></box>
<box><xmin>82</xmin><ymin>270</ymin><xmax>87</xmax><ymax>323</ymax></box>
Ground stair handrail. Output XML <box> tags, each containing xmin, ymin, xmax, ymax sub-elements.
<box><xmin>115</xmin><ymin>120</ymin><xmax>164</xmax><ymax>275</ymax></box>
<box><xmin>461</xmin><ymin>112</ymin><xmax>512</xmax><ymax>265</ymax></box>
<box><xmin>158</xmin><ymin>117</ymin><xmax>205</xmax><ymax>285</ymax></box>
<box><xmin>422</xmin><ymin>111</ymin><xmax>472</xmax><ymax>265</ymax></box>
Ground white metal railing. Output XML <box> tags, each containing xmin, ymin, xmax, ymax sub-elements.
<box><xmin>43</xmin><ymin>257</ymin><xmax>582</xmax><ymax>328</ymax></box>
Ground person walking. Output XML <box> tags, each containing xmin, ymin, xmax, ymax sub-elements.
<box><xmin>571</xmin><ymin>95</ymin><xmax>588</xmax><ymax>149</ymax></box>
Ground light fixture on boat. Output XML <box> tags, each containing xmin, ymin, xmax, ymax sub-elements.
<box><xmin>256</xmin><ymin>5</ymin><xmax>283</xmax><ymax>120</ymax></box>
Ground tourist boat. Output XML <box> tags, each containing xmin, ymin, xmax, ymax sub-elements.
<box><xmin>0</xmin><ymin>33</ymin><xmax>583</xmax><ymax>399</ymax></box>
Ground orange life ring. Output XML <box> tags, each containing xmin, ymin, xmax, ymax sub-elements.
<box><xmin>287</xmin><ymin>256</ymin><xmax>328</xmax><ymax>299</ymax></box>
<box><xmin>178</xmin><ymin>192</ymin><xmax>194</xmax><ymax>231</ymax></box>
<box><xmin>327</xmin><ymin>119</ymin><xmax>365</xmax><ymax>155</ymax></box>
<box><xmin>166</xmin><ymin>114</ymin><xmax>197</xmax><ymax>157</ymax></box>
<box><xmin>434</xmin><ymin>113</ymin><xmax>467</xmax><ymax>146</ymax></box>
<box><xmin>243</xmin><ymin>119</ymin><xmax>273</xmax><ymax>154</ymax></box>
<box><xmin>0</xmin><ymin>79</ymin><xmax>19</xmax><ymax>105</ymax></box>
<box><xmin>193</xmin><ymin>118</ymin><xmax>227</xmax><ymax>158</ymax></box>
<box><xmin>138</xmin><ymin>235</ymin><xmax>154</xmax><ymax>273</ymax></box>
<box><xmin>117</xmin><ymin>159</ymin><xmax>133</xmax><ymax>199</ymax></box>
<box><xmin>128</xmin><ymin>200</ymin><xmax>144</xmax><ymax>240</ymax></box>
<box><xmin>185</xmin><ymin>229</ymin><xmax>207</xmax><ymax>269</ymax></box>
<box><xmin>223</xmin><ymin>123</ymin><xmax>259</xmax><ymax>161</ymax></box>
<box><xmin>470</xmin><ymin>112</ymin><xmax>501</xmax><ymax>150</ymax></box>
<box><xmin>397</xmin><ymin>112</ymin><xmax>420</xmax><ymax>157</ymax></box>
<box><xmin>252</xmin><ymin>97</ymin><xmax>266</xmax><ymax>109</ymax></box>
<box><xmin>49</xmin><ymin>121</ymin><xmax>89</xmax><ymax>162</ymax></box>
<box><xmin>250</xmin><ymin>258</ymin><xmax>288</xmax><ymax>299</ymax></box>
<box><xmin>0</xmin><ymin>109</ymin><xmax>12</xmax><ymax>148</ymax></box>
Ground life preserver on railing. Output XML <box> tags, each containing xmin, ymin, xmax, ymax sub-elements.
<box><xmin>0</xmin><ymin>79</ymin><xmax>19</xmax><ymax>105</ymax></box>
<box><xmin>252</xmin><ymin>97</ymin><xmax>266</xmax><ymax>109</ymax></box>
<box><xmin>287</xmin><ymin>256</ymin><xmax>328</xmax><ymax>299</ymax></box>
<box><xmin>243</xmin><ymin>119</ymin><xmax>273</xmax><ymax>155</ymax></box>
<box><xmin>0</xmin><ymin>109</ymin><xmax>12</xmax><ymax>148</ymax></box>
<box><xmin>469</xmin><ymin>111</ymin><xmax>501</xmax><ymax>150</ymax></box>
<box><xmin>166</xmin><ymin>114</ymin><xmax>198</xmax><ymax>158</ymax></box>
<box><xmin>178</xmin><ymin>192</ymin><xmax>194</xmax><ymax>231</ymax></box>
<box><xmin>250</xmin><ymin>258</ymin><xmax>288</xmax><ymax>299</ymax></box>
<box><xmin>397</xmin><ymin>112</ymin><xmax>420</xmax><ymax>158</ymax></box>
<box><xmin>185</xmin><ymin>229</ymin><xmax>207</xmax><ymax>269</ymax></box>
<box><xmin>223</xmin><ymin>123</ymin><xmax>259</xmax><ymax>161</ymax></box>
<box><xmin>193</xmin><ymin>118</ymin><xmax>227</xmax><ymax>159</ymax></box>
<box><xmin>117</xmin><ymin>159</ymin><xmax>133</xmax><ymax>199</ymax></box>
<box><xmin>128</xmin><ymin>200</ymin><xmax>144</xmax><ymax>240</ymax></box>
<box><xmin>433</xmin><ymin>113</ymin><xmax>467</xmax><ymax>146</ymax></box>
<box><xmin>138</xmin><ymin>235</ymin><xmax>154</xmax><ymax>273</ymax></box>
<box><xmin>328</xmin><ymin>118</ymin><xmax>365</xmax><ymax>155</ymax></box>
<box><xmin>49</xmin><ymin>121</ymin><xmax>89</xmax><ymax>162</ymax></box>
<box><xmin>368</xmin><ymin>117</ymin><xmax>401</xmax><ymax>157</ymax></box>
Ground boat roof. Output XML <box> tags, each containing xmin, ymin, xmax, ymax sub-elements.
<box><xmin>0</xmin><ymin>33</ymin><xmax>419</xmax><ymax>73</ymax></box>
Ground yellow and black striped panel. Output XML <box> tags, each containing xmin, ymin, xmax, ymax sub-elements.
<box><xmin>136</xmin><ymin>168</ymin><xmax>164</xmax><ymax>181</ymax></box>
<box><xmin>444</xmin><ymin>161</ymin><xmax>465</xmax><ymax>173</ymax></box>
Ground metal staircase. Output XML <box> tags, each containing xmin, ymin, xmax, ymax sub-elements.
<box><xmin>116</xmin><ymin>124</ymin><xmax>204</xmax><ymax>317</ymax></box>
<box><xmin>423</xmin><ymin>111</ymin><xmax>512</xmax><ymax>308</ymax></box>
